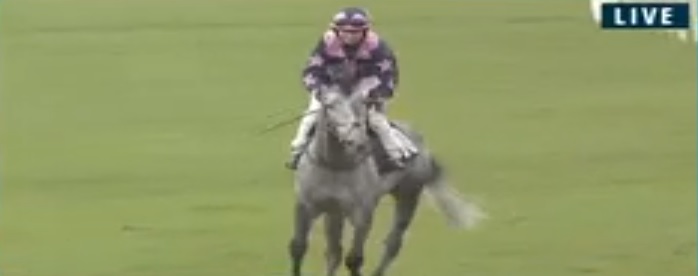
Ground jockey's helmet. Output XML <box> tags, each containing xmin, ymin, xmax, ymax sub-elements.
<box><xmin>331</xmin><ymin>7</ymin><xmax>371</xmax><ymax>46</ymax></box>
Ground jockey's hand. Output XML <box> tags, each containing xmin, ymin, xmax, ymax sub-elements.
<box><xmin>358</xmin><ymin>88</ymin><xmax>376</xmax><ymax>101</ymax></box>
<box><xmin>366</xmin><ymin>87</ymin><xmax>390</xmax><ymax>100</ymax></box>
<box><xmin>363</xmin><ymin>92</ymin><xmax>386</xmax><ymax>107</ymax></box>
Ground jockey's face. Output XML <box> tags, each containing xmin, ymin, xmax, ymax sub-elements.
<box><xmin>337</xmin><ymin>27</ymin><xmax>364</xmax><ymax>46</ymax></box>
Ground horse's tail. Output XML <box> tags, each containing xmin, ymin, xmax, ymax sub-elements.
<box><xmin>423</xmin><ymin>158</ymin><xmax>487</xmax><ymax>229</ymax></box>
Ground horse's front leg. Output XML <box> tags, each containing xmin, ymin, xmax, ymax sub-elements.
<box><xmin>324</xmin><ymin>211</ymin><xmax>345</xmax><ymax>276</ymax></box>
<box><xmin>289</xmin><ymin>202</ymin><xmax>317</xmax><ymax>276</ymax></box>
<box><xmin>345</xmin><ymin>200</ymin><xmax>378</xmax><ymax>276</ymax></box>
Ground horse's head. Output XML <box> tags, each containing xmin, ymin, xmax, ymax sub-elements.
<box><xmin>314</xmin><ymin>82</ymin><xmax>369</xmax><ymax>152</ymax></box>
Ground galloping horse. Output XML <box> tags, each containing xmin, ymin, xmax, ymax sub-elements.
<box><xmin>289</xmin><ymin>61</ymin><xmax>485</xmax><ymax>276</ymax></box>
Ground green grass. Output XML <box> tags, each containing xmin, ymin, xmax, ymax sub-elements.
<box><xmin>1</xmin><ymin>0</ymin><xmax>696</xmax><ymax>275</ymax></box>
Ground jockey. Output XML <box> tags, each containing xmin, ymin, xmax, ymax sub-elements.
<box><xmin>286</xmin><ymin>6</ymin><xmax>418</xmax><ymax>170</ymax></box>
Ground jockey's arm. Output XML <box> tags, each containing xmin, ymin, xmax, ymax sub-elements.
<box><xmin>301</xmin><ymin>39</ymin><xmax>328</xmax><ymax>94</ymax></box>
<box><xmin>368</xmin><ymin>41</ymin><xmax>399</xmax><ymax>99</ymax></box>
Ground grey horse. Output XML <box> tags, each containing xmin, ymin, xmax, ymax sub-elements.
<box><xmin>289</xmin><ymin>63</ymin><xmax>485</xmax><ymax>276</ymax></box>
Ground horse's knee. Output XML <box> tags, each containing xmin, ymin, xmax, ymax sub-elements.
<box><xmin>384</xmin><ymin>235</ymin><xmax>404</xmax><ymax>253</ymax></box>
<box><xmin>326</xmin><ymin>243</ymin><xmax>343</xmax><ymax>254</ymax></box>
<box><xmin>395</xmin><ymin>218</ymin><xmax>412</xmax><ymax>230</ymax></box>
<box><xmin>289</xmin><ymin>238</ymin><xmax>308</xmax><ymax>257</ymax></box>
<box><xmin>345</xmin><ymin>254</ymin><xmax>364</xmax><ymax>269</ymax></box>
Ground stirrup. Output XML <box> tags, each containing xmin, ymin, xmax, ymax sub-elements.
<box><xmin>285</xmin><ymin>159</ymin><xmax>298</xmax><ymax>170</ymax></box>
<box><xmin>285</xmin><ymin>152</ymin><xmax>302</xmax><ymax>170</ymax></box>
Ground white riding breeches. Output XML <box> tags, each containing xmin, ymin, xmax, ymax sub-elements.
<box><xmin>355</xmin><ymin>76</ymin><xmax>418</xmax><ymax>159</ymax></box>
<box><xmin>367</xmin><ymin>106</ymin><xmax>418</xmax><ymax>160</ymax></box>
<box><xmin>290</xmin><ymin>94</ymin><xmax>321</xmax><ymax>152</ymax></box>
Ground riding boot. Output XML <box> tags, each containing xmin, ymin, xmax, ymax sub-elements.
<box><xmin>391</xmin><ymin>128</ymin><xmax>419</xmax><ymax>159</ymax></box>
<box><xmin>287</xmin><ymin>95</ymin><xmax>322</xmax><ymax>170</ymax></box>
<box><xmin>367</xmin><ymin>107</ymin><xmax>411</xmax><ymax>168</ymax></box>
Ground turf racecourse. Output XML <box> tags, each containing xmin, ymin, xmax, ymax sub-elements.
<box><xmin>1</xmin><ymin>0</ymin><xmax>695</xmax><ymax>275</ymax></box>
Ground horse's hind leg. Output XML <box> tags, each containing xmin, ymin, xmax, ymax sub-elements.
<box><xmin>345</xmin><ymin>203</ymin><xmax>377</xmax><ymax>276</ymax></box>
<box><xmin>324</xmin><ymin>211</ymin><xmax>344</xmax><ymax>276</ymax></box>
<box><xmin>372</xmin><ymin>188</ymin><xmax>421</xmax><ymax>276</ymax></box>
<box><xmin>289</xmin><ymin>202</ymin><xmax>316</xmax><ymax>276</ymax></box>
